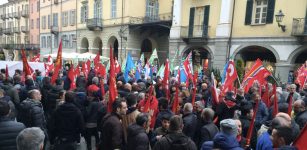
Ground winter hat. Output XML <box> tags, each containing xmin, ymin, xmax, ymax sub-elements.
<box><xmin>225</xmin><ymin>91</ymin><xmax>234</xmax><ymax>99</ymax></box>
<box><xmin>220</xmin><ymin>119</ymin><xmax>238</xmax><ymax>137</ymax></box>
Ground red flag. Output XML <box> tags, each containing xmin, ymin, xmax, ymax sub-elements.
<box><xmin>51</xmin><ymin>40</ymin><xmax>62</xmax><ymax>84</ymax></box>
<box><xmin>114</xmin><ymin>58</ymin><xmax>121</xmax><ymax>73</ymax></box>
<box><xmin>82</xmin><ymin>59</ymin><xmax>91</xmax><ymax>82</ymax></box>
<box><xmin>5</xmin><ymin>64</ymin><xmax>9</xmax><ymax>77</ymax></box>
<box><xmin>21</xmin><ymin>47</ymin><xmax>34</xmax><ymax>76</ymax></box>
<box><xmin>222</xmin><ymin>59</ymin><xmax>238</xmax><ymax>95</ymax></box>
<box><xmin>45</xmin><ymin>55</ymin><xmax>54</xmax><ymax>77</ymax></box>
<box><xmin>182</xmin><ymin>58</ymin><xmax>192</xmax><ymax>80</ymax></box>
<box><xmin>242</xmin><ymin>59</ymin><xmax>264</xmax><ymax>93</ymax></box>
<box><xmin>67</xmin><ymin>64</ymin><xmax>80</xmax><ymax>90</ymax></box>
<box><xmin>93</xmin><ymin>63</ymin><xmax>107</xmax><ymax>78</ymax></box>
<box><xmin>223</xmin><ymin>99</ymin><xmax>236</xmax><ymax>108</ymax></box>
<box><xmin>287</xmin><ymin>95</ymin><xmax>293</xmax><ymax>116</ymax></box>
<box><xmin>262</xmin><ymin>85</ymin><xmax>270</xmax><ymax>109</ymax></box>
<box><xmin>293</xmin><ymin>122</ymin><xmax>307</xmax><ymax>148</ymax></box>
<box><xmin>273</xmin><ymin>83</ymin><xmax>278</xmax><ymax>118</ymax></box>
<box><xmin>191</xmin><ymin>70</ymin><xmax>198</xmax><ymax>106</ymax></box>
<box><xmin>94</xmin><ymin>52</ymin><xmax>100</xmax><ymax>66</ymax></box>
<box><xmin>244</xmin><ymin>99</ymin><xmax>260</xmax><ymax>149</ymax></box>
<box><xmin>172</xmin><ymin>84</ymin><xmax>179</xmax><ymax>115</ymax></box>
<box><xmin>185</xmin><ymin>77</ymin><xmax>189</xmax><ymax>89</ymax></box>
<box><xmin>30</xmin><ymin>54</ymin><xmax>40</xmax><ymax>62</ymax></box>
<box><xmin>211</xmin><ymin>72</ymin><xmax>219</xmax><ymax>108</ymax></box>
<box><xmin>101</xmin><ymin>79</ymin><xmax>105</xmax><ymax>99</ymax></box>
<box><xmin>263</xmin><ymin>67</ymin><xmax>271</xmax><ymax>78</ymax></box>
<box><xmin>107</xmin><ymin>45</ymin><xmax>118</xmax><ymax>113</ymax></box>
<box><xmin>162</xmin><ymin>59</ymin><xmax>170</xmax><ymax>99</ymax></box>
<box><xmin>142</xmin><ymin>85</ymin><xmax>153</xmax><ymax>113</ymax></box>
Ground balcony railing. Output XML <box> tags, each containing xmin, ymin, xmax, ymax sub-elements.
<box><xmin>1</xmin><ymin>14</ymin><xmax>6</xmax><ymax>20</ymax></box>
<box><xmin>21</xmin><ymin>10</ymin><xmax>29</xmax><ymax>18</ymax></box>
<box><xmin>180</xmin><ymin>25</ymin><xmax>209</xmax><ymax>38</ymax></box>
<box><xmin>21</xmin><ymin>26</ymin><xmax>29</xmax><ymax>33</ymax></box>
<box><xmin>86</xmin><ymin>18</ymin><xmax>102</xmax><ymax>31</ymax></box>
<box><xmin>3</xmin><ymin>28</ymin><xmax>13</xmax><ymax>35</ymax></box>
<box><xmin>54</xmin><ymin>0</ymin><xmax>59</xmax><ymax>4</ymax></box>
<box><xmin>14</xmin><ymin>44</ymin><xmax>22</xmax><ymax>50</ymax></box>
<box><xmin>9</xmin><ymin>13</ymin><xmax>13</xmax><ymax>18</ymax></box>
<box><xmin>130</xmin><ymin>13</ymin><xmax>172</xmax><ymax>24</ymax></box>
<box><xmin>14</xmin><ymin>12</ymin><xmax>20</xmax><ymax>19</ymax></box>
<box><xmin>51</xmin><ymin>26</ymin><xmax>59</xmax><ymax>35</ymax></box>
<box><xmin>291</xmin><ymin>18</ymin><xmax>307</xmax><ymax>36</ymax></box>
<box><xmin>13</xmin><ymin>27</ymin><xmax>20</xmax><ymax>34</ymax></box>
<box><xmin>3</xmin><ymin>44</ymin><xmax>14</xmax><ymax>49</ymax></box>
<box><xmin>25</xmin><ymin>44</ymin><xmax>40</xmax><ymax>50</ymax></box>
<box><xmin>5</xmin><ymin>14</ymin><xmax>9</xmax><ymax>19</ymax></box>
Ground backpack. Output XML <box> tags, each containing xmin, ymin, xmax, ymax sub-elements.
<box><xmin>165</xmin><ymin>132</ymin><xmax>195</xmax><ymax>150</ymax></box>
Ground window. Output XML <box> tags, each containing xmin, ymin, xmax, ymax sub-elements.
<box><xmin>43</xmin><ymin>0</ymin><xmax>45</xmax><ymax>3</ymax></box>
<box><xmin>71</xmin><ymin>34</ymin><xmax>76</xmax><ymax>47</ymax></box>
<box><xmin>31</xmin><ymin>3</ymin><xmax>33</xmax><ymax>13</ymax></box>
<box><xmin>41</xmin><ymin>36</ymin><xmax>45</xmax><ymax>48</ymax></box>
<box><xmin>71</xmin><ymin>9</ymin><xmax>75</xmax><ymax>25</ymax></box>
<box><xmin>54</xmin><ymin>35</ymin><xmax>58</xmax><ymax>47</ymax></box>
<box><xmin>148</xmin><ymin>2</ymin><xmax>154</xmax><ymax>17</ymax></box>
<box><xmin>254</xmin><ymin>0</ymin><xmax>268</xmax><ymax>24</ymax></box>
<box><xmin>47</xmin><ymin>36</ymin><xmax>51</xmax><ymax>47</ymax></box>
<box><xmin>53</xmin><ymin>13</ymin><xmax>58</xmax><ymax>26</ymax></box>
<box><xmin>37</xmin><ymin>1</ymin><xmax>40</xmax><ymax>11</ymax></box>
<box><xmin>194</xmin><ymin>7</ymin><xmax>204</xmax><ymax>37</ymax></box>
<box><xmin>31</xmin><ymin>35</ymin><xmax>33</xmax><ymax>44</ymax></box>
<box><xmin>31</xmin><ymin>19</ymin><xmax>34</xmax><ymax>29</ymax></box>
<box><xmin>68</xmin><ymin>35</ymin><xmax>71</xmax><ymax>47</ymax></box>
<box><xmin>111</xmin><ymin>0</ymin><xmax>116</xmax><ymax>18</ymax></box>
<box><xmin>84</xmin><ymin>6</ymin><xmax>88</xmax><ymax>22</ymax></box>
<box><xmin>65</xmin><ymin>11</ymin><xmax>68</xmax><ymax>26</ymax></box>
<box><xmin>43</xmin><ymin>16</ymin><xmax>46</xmax><ymax>29</ymax></box>
<box><xmin>62</xmin><ymin>35</ymin><xmax>66</xmax><ymax>47</ymax></box>
<box><xmin>48</xmin><ymin>15</ymin><xmax>50</xmax><ymax>28</ymax></box>
<box><xmin>37</xmin><ymin>35</ymin><xmax>39</xmax><ymax>45</ymax></box>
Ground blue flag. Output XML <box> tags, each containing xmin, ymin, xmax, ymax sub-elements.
<box><xmin>221</xmin><ymin>60</ymin><xmax>229</xmax><ymax>83</ymax></box>
<box><xmin>135</xmin><ymin>60</ymin><xmax>142</xmax><ymax>81</ymax></box>
<box><xmin>149</xmin><ymin>65</ymin><xmax>153</xmax><ymax>83</ymax></box>
<box><xmin>124</xmin><ymin>53</ymin><xmax>135</xmax><ymax>83</ymax></box>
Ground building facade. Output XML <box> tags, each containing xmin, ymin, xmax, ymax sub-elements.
<box><xmin>169</xmin><ymin>0</ymin><xmax>307</xmax><ymax>82</ymax></box>
<box><xmin>29</xmin><ymin>0</ymin><xmax>40</xmax><ymax>59</ymax></box>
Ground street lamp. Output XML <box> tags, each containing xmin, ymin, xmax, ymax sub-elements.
<box><xmin>117</xmin><ymin>29</ymin><xmax>127</xmax><ymax>41</ymax></box>
<box><xmin>275</xmin><ymin>10</ymin><xmax>286</xmax><ymax>32</ymax></box>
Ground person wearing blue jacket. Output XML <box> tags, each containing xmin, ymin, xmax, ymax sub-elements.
<box><xmin>154</xmin><ymin>97</ymin><xmax>174</xmax><ymax>130</ymax></box>
<box><xmin>252</xmin><ymin>92</ymin><xmax>269</xmax><ymax>129</ymax></box>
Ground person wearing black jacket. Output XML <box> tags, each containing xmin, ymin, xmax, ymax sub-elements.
<box><xmin>41</xmin><ymin>77</ymin><xmax>52</xmax><ymax>114</ymax></box>
<box><xmin>74</xmin><ymin>87</ymin><xmax>90</xmax><ymax>120</ymax></box>
<box><xmin>47</xmin><ymin>91</ymin><xmax>85</xmax><ymax>150</ymax></box>
<box><xmin>47</xmin><ymin>78</ymin><xmax>64</xmax><ymax>116</ymax></box>
<box><xmin>127</xmin><ymin>113</ymin><xmax>151</xmax><ymax>150</ymax></box>
<box><xmin>239</xmin><ymin>105</ymin><xmax>254</xmax><ymax>138</ymax></box>
<box><xmin>199</xmin><ymin>83</ymin><xmax>210</xmax><ymax>107</ymax></box>
<box><xmin>293</xmin><ymin>100</ymin><xmax>307</xmax><ymax>130</ymax></box>
<box><xmin>18</xmin><ymin>89</ymin><xmax>48</xmax><ymax>150</ymax></box>
<box><xmin>182</xmin><ymin>103</ymin><xmax>197</xmax><ymax>139</ymax></box>
<box><xmin>76</xmin><ymin>72</ymin><xmax>86</xmax><ymax>88</ymax></box>
<box><xmin>85</xmin><ymin>91</ymin><xmax>103</xmax><ymax>150</ymax></box>
<box><xmin>155</xmin><ymin>83</ymin><xmax>166</xmax><ymax>99</ymax></box>
<box><xmin>19</xmin><ymin>79</ymin><xmax>40</xmax><ymax>102</ymax></box>
<box><xmin>0</xmin><ymin>89</ymin><xmax>16</xmax><ymax>121</ymax></box>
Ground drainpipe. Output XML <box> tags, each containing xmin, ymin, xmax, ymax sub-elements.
<box><xmin>227</xmin><ymin>0</ymin><xmax>236</xmax><ymax>60</ymax></box>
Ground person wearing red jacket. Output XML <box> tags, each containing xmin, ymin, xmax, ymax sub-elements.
<box><xmin>137</xmin><ymin>88</ymin><xmax>159</xmax><ymax>130</ymax></box>
<box><xmin>87</xmin><ymin>77</ymin><xmax>100</xmax><ymax>97</ymax></box>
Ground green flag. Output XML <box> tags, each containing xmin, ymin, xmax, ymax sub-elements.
<box><xmin>140</xmin><ymin>53</ymin><xmax>145</xmax><ymax>66</ymax></box>
<box><xmin>170</xmin><ymin>49</ymin><xmax>178</xmax><ymax>73</ymax></box>
<box><xmin>133</xmin><ymin>61</ymin><xmax>138</xmax><ymax>72</ymax></box>
<box><xmin>121</xmin><ymin>59</ymin><xmax>126</xmax><ymax>72</ymax></box>
<box><xmin>73</xmin><ymin>55</ymin><xmax>78</xmax><ymax>70</ymax></box>
<box><xmin>198</xmin><ymin>65</ymin><xmax>202</xmax><ymax>74</ymax></box>
<box><xmin>148</xmin><ymin>49</ymin><xmax>158</xmax><ymax>65</ymax></box>
<box><xmin>105</xmin><ymin>60</ymin><xmax>110</xmax><ymax>73</ymax></box>
<box><xmin>157</xmin><ymin>64</ymin><xmax>165</xmax><ymax>77</ymax></box>
<box><xmin>90</xmin><ymin>56</ymin><xmax>94</xmax><ymax>68</ymax></box>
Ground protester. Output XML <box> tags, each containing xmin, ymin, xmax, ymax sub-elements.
<box><xmin>87</xmin><ymin>77</ymin><xmax>100</xmax><ymax>97</ymax></box>
<box><xmin>16</xmin><ymin>127</ymin><xmax>45</xmax><ymax>150</ymax></box>
<box><xmin>252</xmin><ymin>92</ymin><xmax>269</xmax><ymax>129</ymax></box>
<box><xmin>47</xmin><ymin>78</ymin><xmax>64</xmax><ymax>117</ymax></box>
<box><xmin>0</xmin><ymin>74</ymin><xmax>3</xmax><ymax>88</ymax></box>
<box><xmin>1</xmin><ymin>77</ymin><xmax>20</xmax><ymax>108</ymax></box>
<box><xmin>13</xmin><ymin>75</ymin><xmax>24</xmax><ymax>93</ymax></box>
<box><xmin>293</xmin><ymin>100</ymin><xmax>307</xmax><ymax>129</ymax></box>
<box><xmin>236</xmin><ymin>88</ymin><xmax>246</xmax><ymax>103</ymax></box>
<box><xmin>269</xmin><ymin>126</ymin><xmax>295</xmax><ymax>149</ymax></box>
<box><xmin>239</xmin><ymin>105</ymin><xmax>254</xmax><ymax>138</ymax></box>
<box><xmin>182</xmin><ymin>103</ymin><xmax>197</xmax><ymax>139</ymax></box>
<box><xmin>19</xmin><ymin>79</ymin><xmax>40</xmax><ymax>102</ymax></box>
<box><xmin>0</xmin><ymin>88</ymin><xmax>16</xmax><ymax>120</ymax></box>
<box><xmin>193</xmin><ymin>101</ymin><xmax>205</xmax><ymax>143</ymax></box>
<box><xmin>277</xmin><ymin>105</ymin><xmax>301</xmax><ymax>139</ymax></box>
<box><xmin>74</xmin><ymin>87</ymin><xmax>90</xmax><ymax>120</ymax></box>
<box><xmin>152</xmin><ymin>115</ymin><xmax>197</xmax><ymax>150</ymax></box>
<box><xmin>76</xmin><ymin>72</ymin><xmax>86</xmax><ymax>88</ymax></box>
<box><xmin>151</xmin><ymin>114</ymin><xmax>171</xmax><ymax>148</ymax></box>
<box><xmin>127</xmin><ymin>113</ymin><xmax>151</xmax><ymax>150</ymax></box>
<box><xmin>41</xmin><ymin>77</ymin><xmax>52</xmax><ymax>113</ymax></box>
<box><xmin>154</xmin><ymin>97</ymin><xmax>174</xmax><ymax>129</ymax></box>
<box><xmin>0</xmin><ymin>100</ymin><xmax>26</xmax><ymax>150</ymax></box>
<box><xmin>287</xmin><ymin>84</ymin><xmax>301</xmax><ymax>103</ymax></box>
<box><xmin>55</xmin><ymin>90</ymin><xmax>66</xmax><ymax>108</ymax></box>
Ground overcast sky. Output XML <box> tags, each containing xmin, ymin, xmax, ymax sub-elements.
<box><xmin>0</xmin><ymin>0</ymin><xmax>8</xmax><ymax>5</ymax></box>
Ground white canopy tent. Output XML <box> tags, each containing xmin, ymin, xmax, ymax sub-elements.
<box><xmin>43</xmin><ymin>52</ymin><xmax>109</xmax><ymax>62</ymax></box>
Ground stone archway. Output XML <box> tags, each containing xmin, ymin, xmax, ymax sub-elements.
<box><xmin>81</xmin><ymin>37</ymin><xmax>89</xmax><ymax>53</ymax></box>
<box><xmin>107</xmin><ymin>36</ymin><xmax>119</xmax><ymax>58</ymax></box>
<box><xmin>93</xmin><ymin>37</ymin><xmax>103</xmax><ymax>55</ymax></box>
<box><xmin>182</xmin><ymin>46</ymin><xmax>212</xmax><ymax>74</ymax></box>
<box><xmin>140</xmin><ymin>38</ymin><xmax>158</xmax><ymax>63</ymax></box>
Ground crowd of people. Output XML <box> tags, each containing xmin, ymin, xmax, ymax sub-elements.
<box><xmin>0</xmin><ymin>68</ymin><xmax>306</xmax><ymax>150</ymax></box>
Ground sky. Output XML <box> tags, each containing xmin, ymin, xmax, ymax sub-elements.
<box><xmin>0</xmin><ymin>0</ymin><xmax>8</xmax><ymax>5</ymax></box>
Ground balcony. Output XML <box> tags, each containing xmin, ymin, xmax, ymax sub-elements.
<box><xmin>21</xmin><ymin>10</ymin><xmax>29</xmax><ymax>18</ymax></box>
<box><xmin>291</xmin><ymin>18</ymin><xmax>307</xmax><ymax>36</ymax></box>
<box><xmin>25</xmin><ymin>44</ymin><xmax>40</xmax><ymax>50</ymax></box>
<box><xmin>14</xmin><ymin>12</ymin><xmax>20</xmax><ymax>19</ymax></box>
<box><xmin>14</xmin><ymin>44</ymin><xmax>22</xmax><ymax>50</ymax></box>
<box><xmin>130</xmin><ymin>13</ymin><xmax>172</xmax><ymax>25</ymax></box>
<box><xmin>3</xmin><ymin>44</ymin><xmax>14</xmax><ymax>50</ymax></box>
<box><xmin>1</xmin><ymin>14</ymin><xmax>6</xmax><ymax>20</ymax></box>
<box><xmin>51</xmin><ymin>26</ymin><xmax>59</xmax><ymax>35</ymax></box>
<box><xmin>54</xmin><ymin>0</ymin><xmax>58</xmax><ymax>4</ymax></box>
<box><xmin>21</xmin><ymin>26</ymin><xmax>29</xmax><ymax>33</ymax></box>
<box><xmin>3</xmin><ymin>28</ymin><xmax>13</xmax><ymax>35</ymax></box>
<box><xmin>86</xmin><ymin>18</ymin><xmax>102</xmax><ymax>31</ymax></box>
<box><xmin>180</xmin><ymin>25</ymin><xmax>209</xmax><ymax>44</ymax></box>
<box><xmin>5</xmin><ymin>14</ymin><xmax>9</xmax><ymax>19</ymax></box>
<box><xmin>9</xmin><ymin>13</ymin><xmax>13</xmax><ymax>18</ymax></box>
<box><xmin>13</xmin><ymin>27</ymin><xmax>20</xmax><ymax>34</ymax></box>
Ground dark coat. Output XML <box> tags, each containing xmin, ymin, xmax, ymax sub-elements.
<box><xmin>0</xmin><ymin>96</ymin><xmax>16</xmax><ymax>120</ymax></box>
<box><xmin>127</xmin><ymin>123</ymin><xmax>149</xmax><ymax>150</ymax></box>
<box><xmin>291</xmin><ymin>118</ymin><xmax>300</xmax><ymax>139</ymax></box>
<box><xmin>87</xmin><ymin>73</ymin><xmax>95</xmax><ymax>87</ymax></box>
<box><xmin>99</xmin><ymin>111</ymin><xmax>125</xmax><ymax>150</ymax></box>
<box><xmin>97</xmin><ymin>105</ymin><xmax>108</xmax><ymax>126</ymax></box>
<box><xmin>200</xmin><ymin>88</ymin><xmax>210</xmax><ymax>103</ymax></box>
<box><xmin>74</xmin><ymin>92</ymin><xmax>90</xmax><ymax>119</ymax></box>
<box><xmin>47</xmin><ymin>85</ymin><xmax>64</xmax><ymax>115</ymax></box>
<box><xmin>2</xmin><ymin>83</ymin><xmax>20</xmax><ymax>108</ymax></box>
<box><xmin>86</xmin><ymin>98</ymin><xmax>103</xmax><ymax>123</ymax></box>
<box><xmin>0</xmin><ymin>116</ymin><xmax>26</xmax><ymax>150</ymax></box>
<box><xmin>155</xmin><ymin>88</ymin><xmax>166</xmax><ymax>99</ymax></box>
<box><xmin>239</xmin><ymin>115</ymin><xmax>251</xmax><ymax>138</ymax></box>
<box><xmin>236</xmin><ymin>94</ymin><xmax>245</xmax><ymax>104</ymax></box>
<box><xmin>19</xmin><ymin>85</ymin><xmax>40</xmax><ymax>103</ymax></box>
<box><xmin>253</xmin><ymin>100</ymin><xmax>269</xmax><ymax>127</ymax></box>
<box><xmin>76</xmin><ymin>76</ymin><xmax>86</xmax><ymax>88</ymax></box>
<box><xmin>182</xmin><ymin>112</ymin><xmax>198</xmax><ymax>139</ymax></box>
<box><xmin>213</xmin><ymin>132</ymin><xmax>244</xmax><ymax>150</ymax></box>
<box><xmin>18</xmin><ymin>98</ymin><xmax>48</xmax><ymax>138</ymax></box>
<box><xmin>62</xmin><ymin>75</ymin><xmax>71</xmax><ymax>90</ymax></box>
<box><xmin>197</xmin><ymin>121</ymin><xmax>219</xmax><ymax>150</ymax></box>
<box><xmin>47</xmin><ymin>103</ymin><xmax>85</xmax><ymax>142</ymax></box>
<box><xmin>244</xmin><ymin>91</ymin><xmax>253</xmax><ymax>101</ymax></box>
<box><xmin>194</xmin><ymin>111</ymin><xmax>204</xmax><ymax>144</ymax></box>
<box><xmin>214</xmin><ymin>97</ymin><xmax>238</xmax><ymax>128</ymax></box>
<box><xmin>152</xmin><ymin>131</ymin><xmax>197</xmax><ymax>150</ymax></box>
<box><xmin>294</xmin><ymin>110</ymin><xmax>307</xmax><ymax>130</ymax></box>
<box><xmin>41</xmin><ymin>84</ymin><xmax>52</xmax><ymax>111</ymax></box>
<box><xmin>154</xmin><ymin>109</ymin><xmax>174</xmax><ymax>130</ymax></box>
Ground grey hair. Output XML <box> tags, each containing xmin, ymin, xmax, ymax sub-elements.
<box><xmin>201</xmin><ymin>108</ymin><xmax>214</xmax><ymax>122</ymax></box>
<box><xmin>138</xmin><ymin>93</ymin><xmax>145</xmax><ymax>100</ymax></box>
<box><xmin>290</xmin><ymin>84</ymin><xmax>297</xmax><ymax>88</ymax></box>
<box><xmin>16</xmin><ymin>127</ymin><xmax>45</xmax><ymax>150</ymax></box>
<box><xmin>238</xmin><ymin>87</ymin><xmax>244</xmax><ymax>91</ymax></box>
<box><xmin>184</xmin><ymin>103</ymin><xmax>193</xmax><ymax>113</ymax></box>
<box><xmin>195</xmin><ymin>101</ymin><xmax>205</xmax><ymax>109</ymax></box>
<box><xmin>92</xmin><ymin>77</ymin><xmax>99</xmax><ymax>84</ymax></box>
<box><xmin>253</xmin><ymin>80</ymin><xmax>259</xmax><ymax>85</ymax></box>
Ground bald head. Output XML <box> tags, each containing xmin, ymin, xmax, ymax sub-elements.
<box><xmin>276</xmin><ymin>112</ymin><xmax>291</xmax><ymax>127</ymax></box>
<box><xmin>201</xmin><ymin>108</ymin><xmax>214</xmax><ymax>122</ymax></box>
<box><xmin>201</xmin><ymin>83</ymin><xmax>208</xmax><ymax>90</ymax></box>
<box><xmin>293</xmin><ymin>100</ymin><xmax>306</xmax><ymax>115</ymax></box>
<box><xmin>270</xmin><ymin>117</ymin><xmax>288</xmax><ymax>130</ymax></box>
<box><xmin>125</xmin><ymin>83</ymin><xmax>132</xmax><ymax>91</ymax></box>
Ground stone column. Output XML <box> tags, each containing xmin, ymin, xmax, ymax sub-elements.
<box><xmin>216</xmin><ymin>0</ymin><xmax>232</xmax><ymax>37</ymax></box>
<box><xmin>169</xmin><ymin>0</ymin><xmax>182</xmax><ymax>39</ymax></box>
<box><xmin>275</xmin><ymin>63</ymin><xmax>296</xmax><ymax>83</ymax></box>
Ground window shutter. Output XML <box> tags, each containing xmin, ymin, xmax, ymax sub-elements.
<box><xmin>62</xmin><ymin>12</ymin><xmax>64</xmax><ymax>26</ymax></box>
<box><xmin>203</xmin><ymin>6</ymin><xmax>210</xmax><ymax>37</ymax></box>
<box><xmin>188</xmin><ymin>7</ymin><xmax>195</xmax><ymax>37</ymax></box>
<box><xmin>41</xmin><ymin>16</ymin><xmax>43</xmax><ymax>28</ymax></box>
<box><xmin>244</xmin><ymin>0</ymin><xmax>253</xmax><ymax>25</ymax></box>
<box><xmin>266</xmin><ymin>0</ymin><xmax>275</xmax><ymax>23</ymax></box>
<box><xmin>94</xmin><ymin>3</ymin><xmax>96</xmax><ymax>18</ymax></box>
<box><xmin>80</xmin><ymin>7</ymin><xmax>83</xmax><ymax>23</ymax></box>
<box><xmin>48</xmin><ymin>14</ymin><xmax>50</xmax><ymax>28</ymax></box>
<box><xmin>66</xmin><ymin>11</ymin><xmax>68</xmax><ymax>26</ymax></box>
<box><xmin>145</xmin><ymin>0</ymin><xmax>149</xmax><ymax>17</ymax></box>
<box><xmin>85</xmin><ymin>6</ymin><xmax>88</xmax><ymax>22</ymax></box>
<box><xmin>69</xmin><ymin>10</ymin><xmax>71</xmax><ymax>26</ymax></box>
<box><xmin>73</xmin><ymin>9</ymin><xmax>76</xmax><ymax>25</ymax></box>
<box><xmin>155</xmin><ymin>2</ymin><xmax>159</xmax><ymax>20</ymax></box>
<box><xmin>99</xmin><ymin>2</ymin><xmax>102</xmax><ymax>18</ymax></box>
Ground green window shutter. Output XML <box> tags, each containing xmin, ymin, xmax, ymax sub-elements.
<box><xmin>244</xmin><ymin>0</ymin><xmax>253</xmax><ymax>25</ymax></box>
<box><xmin>145</xmin><ymin>0</ymin><xmax>149</xmax><ymax>17</ymax></box>
<box><xmin>266</xmin><ymin>0</ymin><xmax>275</xmax><ymax>23</ymax></box>
<box><xmin>188</xmin><ymin>7</ymin><xmax>195</xmax><ymax>37</ymax></box>
<box><xmin>203</xmin><ymin>5</ymin><xmax>210</xmax><ymax>37</ymax></box>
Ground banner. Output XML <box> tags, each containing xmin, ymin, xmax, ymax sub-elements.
<box><xmin>0</xmin><ymin>61</ymin><xmax>45</xmax><ymax>77</ymax></box>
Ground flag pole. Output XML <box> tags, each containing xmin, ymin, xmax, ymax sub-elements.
<box><xmin>237</xmin><ymin>76</ymin><xmax>241</xmax><ymax>87</ymax></box>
